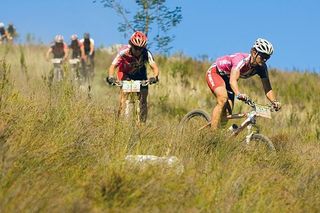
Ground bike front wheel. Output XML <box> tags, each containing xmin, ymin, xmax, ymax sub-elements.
<box><xmin>245</xmin><ymin>133</ymin><xmax>276</xmax><ymax>151</ymax></box>
<box><xmin>179</xmin><ymin>109</ymin><xmax>211</xmax><ymax>135</ymax></box>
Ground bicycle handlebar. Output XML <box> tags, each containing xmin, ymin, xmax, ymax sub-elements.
<box><xmin>243</xmin><ymin>98</ymin><xmax>275</xmax><ymax>112</ymax></box>
<box><xmin>244</xmin><ymin>99</ymin><xmax>255</xmax><ymax>107</ymax></box>
<box><xmin>51</xmin><ymin>58</ymin><xmax>63</xmax><ymax>64</ymax></box>
<box><xmin>111</xmin><ymin>80</ymin><xmax>150</xmax><ymax>87</ymax></box>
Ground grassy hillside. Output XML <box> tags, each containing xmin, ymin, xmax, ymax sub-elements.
<box><xmin>0</xmin><ymin>44</ymin><xmax>319</xmax><ymax>212</ymax></box>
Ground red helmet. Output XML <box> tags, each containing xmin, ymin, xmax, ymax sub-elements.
<box><xmin>130</xmin><ymin>31</ymin><xmax>147</xmax><ymax>47</ymax></box>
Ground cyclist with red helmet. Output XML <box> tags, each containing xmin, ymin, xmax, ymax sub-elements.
<box><xmin>206</xmin><ymin>38</ymin><xmax>281</xmax><ymax>129</ymax></box>
<box><xmin>46</xmin><ymin>34</ymin><xmax>68</xmax><ymax>61</ymax></box>
<box><xmin>106</xmin><ymin>31</ymin><xmax>159</xmax><ymax>123</ymax></box>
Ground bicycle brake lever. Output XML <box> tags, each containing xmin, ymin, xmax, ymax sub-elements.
<box><xmin>245</xmin><ymin>99</ymin><xmax>255</xmax><ymax>107</ymax></box>
<box><xmin>141</xmin><ymin>80</ymin><xmax>149</xmax><ymax>86</ymax></box>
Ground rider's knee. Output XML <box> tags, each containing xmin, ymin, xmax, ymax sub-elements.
<box><xmin>216</xmin><ymin>95</ymin><xmax>228</xmax><ymax>106</ymax></box>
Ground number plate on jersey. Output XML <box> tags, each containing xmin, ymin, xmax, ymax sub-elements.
<box><xmin>122</xmin><ymin>81</ymin><xmax>141</xmax><ymax>93</ymax></box>
<box><xmin>255</xmin><ymin>104</ymin><xmax>271</xmax><ymax>119</ymax></box>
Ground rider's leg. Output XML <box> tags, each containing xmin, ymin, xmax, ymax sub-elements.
<box><xmin>139</xmin><ymin>87</ymin><xmax>148</xmax><ymax>123</ymax></box>
<box><xmin>206</xmin><ymin>65</ymin><xmax>228</xmax><ymax>130</ymax></box>
<box><xmin>118</xmin><ymin>91</ymin><xmax>128</xmax><ymax>117</ymax></box>
<box><xmin>220</xmin><ymin>99</ymin><xmax>233</xmax><ymax>127</ymax></box>
<box><xmin>90</xmin><ymin>53</ymin><xmax>95</xmax><ymax>68</ymax></box>
<box><xmin>211</xmin><ymin>86</ymin><xmax>228</xmax><ymax>129</ymax></box>
<box><xmin>220</xmin><ymin>77</ymin><xmax>235</xmax><ymax>126</ymax></box>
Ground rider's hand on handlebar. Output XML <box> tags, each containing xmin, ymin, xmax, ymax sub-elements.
<box><xmin>148</xmin><ymin>76</ymin><xmax>159</xmax><ymax>84</ymax></box>
<box><xmin>236</xmin><ymin>93</ymin><xmax>250</xmax><ymax>102</ymax></box>
<box><xmin>271</xmin><ymin>100</ymin><xmax>281</xmax><ymax>111</ymax></box>
<box><xmin>106</xmin><ymin>76</ymin><xmax>116</xmax><ymax>85</ymax></box>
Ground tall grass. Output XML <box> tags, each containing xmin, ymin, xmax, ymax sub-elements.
<box><xmin>0</xmin><ymin>44</ymin><xmax>319</xmax><ymax>212</ymax></box>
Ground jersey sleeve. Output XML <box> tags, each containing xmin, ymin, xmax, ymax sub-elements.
<box><xmin>63</xmin><ymin>43</ymin><xmax>68</xmax><ymax>50</ymax></box>
<box><xmin>147</xmin><ymin>50</ymin><xmax>155</xmax><ymax>65</ymax></box>
<box><xmin>111</xmin><ymin>53</ymin><xmax>121</xmax><ymax>66</ymax></box>
<box><xmin>233</xmin><ymin>54</ymin><xmax>247</xmax><ymax>70</ymax></box>
<box><xmin>257</xmin><ymin>64</ymin><xmax>269</xmax><ymax>79</ymax></box>
<box><xmin>78</xmin><ymin>41</ymin><xmax>83</xmax><ymax>48</ymax></box>
<box><xmin>112</xmin><ymin>45</ymin><xmax>130</xmax><ymax>66</ymax></box>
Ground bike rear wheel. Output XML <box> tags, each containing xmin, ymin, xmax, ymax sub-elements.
<box><xmin>179</xmin><ymin>109</ymin><xmax>211</xmax><ymax>134</ymax></box>
<box><xmin>245</xmin><ymin>133</ymin><xmax>276</xmax><ymax>151</ymax></box>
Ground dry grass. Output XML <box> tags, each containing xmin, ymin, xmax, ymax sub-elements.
<box><xmin>0</xmin><ymin>44</ymin><xmax>319</xmax><ymax>212</ymax></box>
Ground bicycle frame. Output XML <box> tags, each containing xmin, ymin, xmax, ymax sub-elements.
<box><xmin>69</xmin><ymin>58</ymin><xmax>81</xmax><ymax>81</ymax></box>
<box><xmin>51</xmin><ymin>58</ymin><xmax>64</xmax><ymax>82</ymax></box>
<box><xmin>113</xmin><ymin>80</ymin><xmax>150</xmax><ymax>125</ymax></box>
<box><xmin>179</xmin><ymin>100</ymin><xmax>276</xmax><ymax>150</ymax></box>
<box><xmin>227</xmin><ymin>102</ymin><xmax>273</xmax><ymax>138</ymax></box>
<box><xmin>81</xmin><ymin>56</ymin><xmax>93</xmax><ymax>82</ymax></box>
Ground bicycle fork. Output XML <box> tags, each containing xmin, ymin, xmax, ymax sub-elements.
<box><xmin>245</xmin><ymin>124</ymin><xmax>255</xmax><ymax>144</ymax></box>
<box><xmin>124</xmin><ymin>96</ymin><xmax>141</xmax><ymax>125</ymax></box>
<box><xmin>54</xmin><ymin>67</ymin><xmax>63</xmax><ymax>82</ymax></box>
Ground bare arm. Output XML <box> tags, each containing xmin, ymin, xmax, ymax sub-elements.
<box><xmin>80</xmin><ymin>45</ymin><xmax>85</xmax><ymax>59</ymax></box>
<box><xmin>90</xmin><ymin>43</ymin><xmax>94</xmax><ymax>55</ymax></box>
<box><xmin>149</xmin><ymin>62</ymin><xmax>159</xmax><ymax>77</ymax></box>
<box><xmin>108</xmin><ymin>64</ymin><xmax>117</xmax><ymax>77</ymax></box>
<box><xmin>78</xmin><ymin>43</ymin><xmax>86</xmax><ymax>59</ymax></box>
<box><xmin>229</xmin><ymin>68</ymin><xmax>241</xmax><ymax>95</ymax></box>
<box><xmin>46</xmin><ymin>48</ymin><xmax>52</xmax><ymax>60</ymax></box>
<box><xmin>63</xmin><ymin>47</ymin><xmax>69</xmax><ymax>61</ymax></box>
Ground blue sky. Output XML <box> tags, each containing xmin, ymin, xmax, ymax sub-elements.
<box><xmin>2</xmin><ymin>0</ymin><xmax>320</xmax><ymax>72</ymax></box>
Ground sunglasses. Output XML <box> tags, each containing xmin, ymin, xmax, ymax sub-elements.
<box><xmin>132</xmin><ymin>45</ymin><xmax>144</xmax><ymax>51</ymax></box>
<box><xmin>258</xmin><ymin>52</ymin><xmax>270</xmax><ymax>61</ymax></box>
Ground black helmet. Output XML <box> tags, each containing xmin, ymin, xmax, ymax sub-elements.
<box><xmin>84</xmin><ymin>33</ymin><xmax>90</xmax><ymax>39</ymax></box>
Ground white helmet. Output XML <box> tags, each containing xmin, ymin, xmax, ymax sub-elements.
<box><xmin>55</xmin><ymin>34</ymin><xmax>64</xmax><ymax>43</ymax></box>
<box><xmin>253</xmin><ymin>38</ymin><xmax>274</xmax><ymax>55</ymax></box>
<box><xmin>0</xmin><ymin>22</ymin><xmax>4</xmax><ymax>28</ymax></box>
<box><xmin>71</xmin><ymin>34</ymin><xmax>78</xmax><ymax>41</ymax></box>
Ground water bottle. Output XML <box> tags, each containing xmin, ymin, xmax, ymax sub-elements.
<box><xmin>228</xmin><ymin>124</ymin><xmax>238</xmax><ymax>132</ymax></box>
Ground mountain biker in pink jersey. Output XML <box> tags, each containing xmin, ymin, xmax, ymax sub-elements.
<box><xmin>206</xmin><ymin>38</ymin><xmax>281</xmax><ymax>129</ymax></box>
<box><xmin>106</xmin><ymin>31</ymin><xmax>159</xmax><ymax>123</ymax></box>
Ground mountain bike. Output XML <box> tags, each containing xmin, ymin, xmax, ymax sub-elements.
<box><xmin>51</xmin><ymin>58</ymin><xmax>64</xmax><ymax>82</ymax></box>
<box><xmin>179</xmin><ymin>99</ymin><xmax>276</xmax><ymax>151</ymax></box>
<box><xmin>81</xmin><ymin>56</ymin><xmax>94</xmax><ymax>83</ymax></box>
<box><xmin>80</xmin><ymin>56</ymin><xmax>94</xmax><ymax>92</ymax></box>
<box><xmin>69</xmin><ymin>58</ymin><xmax>81</xmax><ymax>82</ymax></box>
<box><xmin>110</xmin><ymin>80</ymin><xmax>151</xmax><ymax>126</ymax></box>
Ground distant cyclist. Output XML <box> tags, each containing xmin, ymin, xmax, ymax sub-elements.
<box><xmin>68</xmin><ymin>34</ymin><xmax>84</xmax><ymax>59</ymax></box>
<box><xmin>0</xmin><ymin>22</ymin><xmax>11</xmax><ymax>44</ymax></box>
<box><xmin>80</xmin><ymin>33</ymin><xmax>95</xmax><ymax>69</ymax></box>
<box><xmin>206</xmin><ymin>38</ymin><xmax>281</xmax><ymax>129</ymax></box>
<box><xmin>106</xmin><ymin>31</ymin><xmax>159</xmax><ymax>123</ymax></box>
<box><xmin>7</xmin><ymin>23</ymin><xmax>17</xmax><ymax>42</ymax></box>
<box><xmin>46</xmin><ymin>35</ymin><xmax>68</xmax><ymax>61</ymax></box>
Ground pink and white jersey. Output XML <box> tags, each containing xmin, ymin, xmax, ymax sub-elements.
<box><xmin>213</xmin><ymin>53</ymin><xmax>268</xmax><ymax>79</ymax></box>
